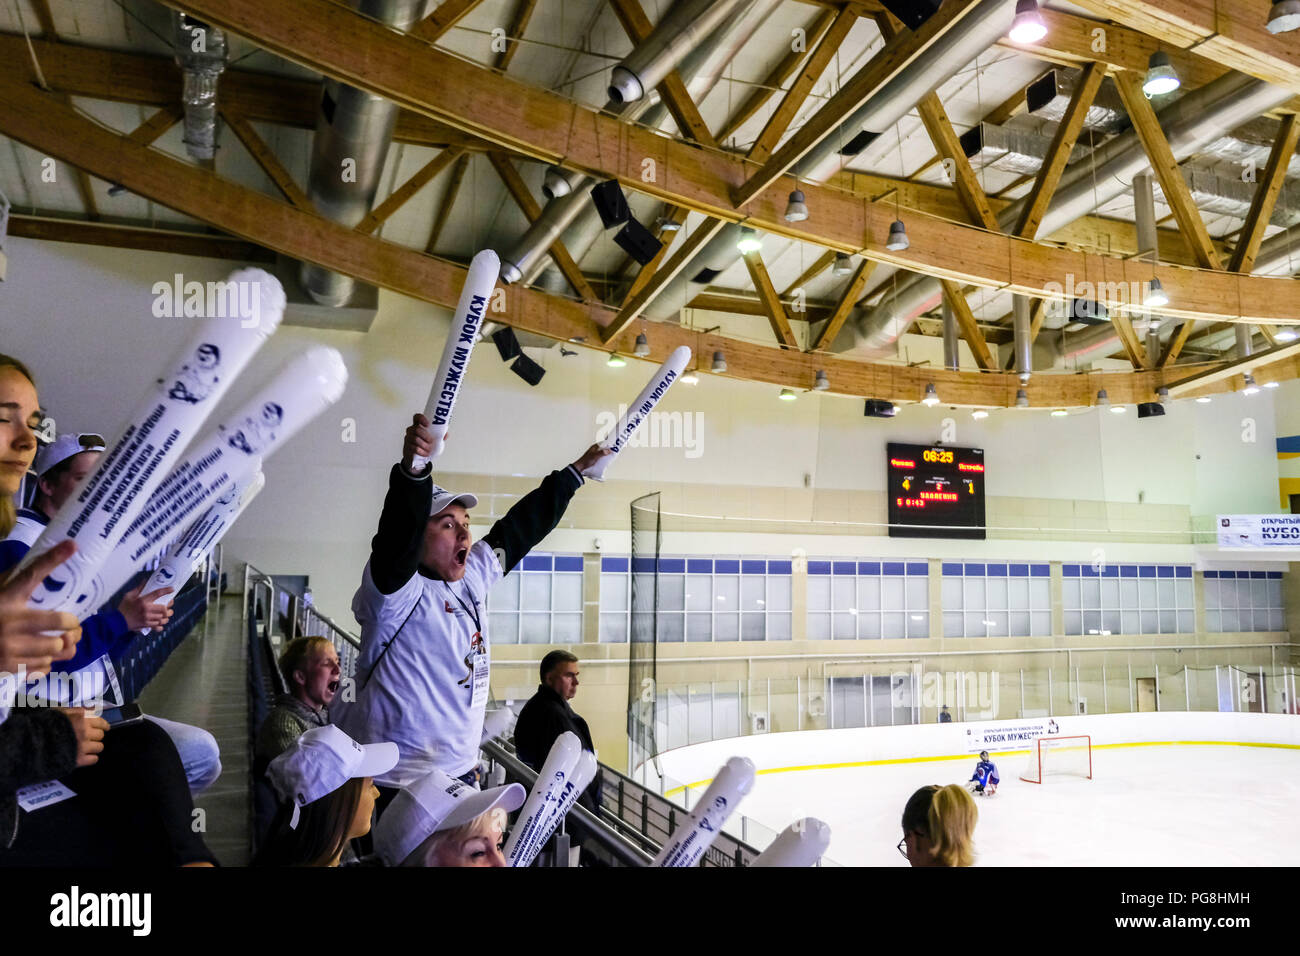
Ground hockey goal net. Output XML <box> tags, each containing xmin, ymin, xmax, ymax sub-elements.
<box><xmin>1019</xmin><ymin>735</ymin><xmax>1092</xmax><ymax>783</ymax></box>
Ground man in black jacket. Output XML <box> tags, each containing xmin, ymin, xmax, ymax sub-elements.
<box><xmin>514</xmin><ymin>650</ymin><xmax>602</xmax><ymax>814</ymax></box>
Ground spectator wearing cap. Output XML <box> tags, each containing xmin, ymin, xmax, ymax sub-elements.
<box><xmin>256</xmin><ymin>725</ymin><xmax>398</xmax><ymax>867</ymax></box>
<box><xmin>254</xmin><ymin>636</ymin><xmax>340</xmax><ymax>776</ymax></box>
<box><xmin>333</xmin><ymin>414</ymin><xmax>610</xmax><ymax>801</ymax></box>
<box><xmin>514</xmin><ymin>650</ymin><xmax>602</xmax><ymax>815</ymax></box>
<box><xmin>373</xmin><ymin>768</ymin><xmax>525</xmax><ymax>867</ymax></box>
<box><xmin>0</xmin><ymin>431</ymin><xmax>222</xmax><ymax>794</ymax></box>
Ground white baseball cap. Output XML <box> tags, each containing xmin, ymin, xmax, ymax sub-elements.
<box><xmin>34</xmin><ymin>432</ymin><xmax>106</xmax><ymax>477</ymax></box>
<box><xmin>373</xmin><ymin>769</ymin><xmax>525</xmax><ymax>866</ymax></box>
<box><xmin>429</xmin><ymin>483</ymin><xmax>478</xmax><ymax>517</ymax></box>
<box><xmin>267</xmin><ymin>725</ymin><xmax>399</xmax><ymax>828</ymax></box>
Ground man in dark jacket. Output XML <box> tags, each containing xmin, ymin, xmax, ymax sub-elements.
<box><xmin>514</xmin><ymin>650</ymin><xmax>602</xmax><ymax>814</ymax></box>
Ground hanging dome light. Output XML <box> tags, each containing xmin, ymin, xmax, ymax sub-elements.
<box><xmin>607</xmin><ymin>353</ymin><xmax>627</xmax><ymax>368</ymax></box>
<box><xmin>1195</xmin><ymin>395</ymin><xmax>1212</xmax><ymax>404</ymax></box>
<box><xmin>1243</xmin><ymin>373</ymin><xmax>1260</xmax><ymax>395</ymax></box>
<box><xmin>1268</xmin><ymin>1</ymin><xmax>1300</xmax><ymax>33</ymax></box>
<box><xmin>1051</xmin><ymin>408</ymin><xmax>1068</xmax><ymax>417</ymax></box>
<box><xmin>813</xmin><ymin>369</ymin><xmax>830</xmax><ymax>391</ymax></box>
<box><xmin>1008</xmin><ymin>0</ymin><xmax>1048</xmax><ymax>43</ymax></box>
<box><xmin>922</xmin><ymin>383</ymin><xmax>940</xmax><ymax>406</ymax></box>
<box><xmin>1263</xmin><ymin>380</ymin><xmax>1281</xmax><ymax>389</ymax></box>
<box><xmin>680</xmin><ymin>370</ymin><xmax>699</xmax><ymax>385</ymax></box>
<box><xmin>971</xmin><ymin>409</ymin><xmax>989</xmax><ymax>420</ymax></box>
<box><xmin>711</xmin><ymin>350</ymin><xmax>727</xmax><ymax>373</ymax></box>
<box><xmin>832</xmin><ymin>252</ymin><xmax>853</xmax><ymax>276</ymax></box>
<box><xmin>1157</xmin><ymin>386</ymin><xmax>1171</xmax><ymax>404</ymax></box>
<box><xmin>784</xmin><ymin>189</ymin><xmax>809</xmax><ymax>223</ymax></box>
<box><xmin>779</xmin><ymin>388</ymin><xmax>797</xmax><ymax>401</ymax></box>
<box><xmin>1276</xmin><ymin>327</ymin><xmax>1298</xmax><ymax>342</ymax></box>
<box><xmin>1143</xmin><ymin>51</ymin><xmax>1180</xmax><ymax>96</ymax></box>
<box><xmin>633</xmin><ymin>333</ymin><xmax>651</xmax><ymax>357</ymax></box>
<box><xmin>1015</xmin><ymin>389</ymin><xmax>1030</xmax><ymax>408</ymax></box>
<box><xmin>1096</xmin><ymin>389</ymin><xmax>1110</xmax><ymax>408</ymax></box>
<box><xmin>1145</xmin><ymin>277</ymin><xmax>1169</xmax><ymax>308</ymax></box>
<box><xmin>886</xmin><ymin>219</ymin><xmax>910</xmax><ymax>251</ymax></box>
<box><xmin>736</xmin><ymin>227</ymin><xmax>763</xmax><ymax>254</ymax></box>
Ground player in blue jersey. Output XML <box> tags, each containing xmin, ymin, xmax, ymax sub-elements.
<box><xmin>967</xmin><ymin>750</ymin><xmax>999</xmax><ymax>796</ymax></box>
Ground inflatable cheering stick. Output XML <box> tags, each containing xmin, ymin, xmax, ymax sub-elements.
<box><xmin>583</xmin><ymin>345</ymin><xmax>691</xmax><ymax>482</ymax></box>
<box><xmin>652</xmin><ymin>756</ymin><xmax>756</xmax><ymax>867</ymax></box>
<box><xmin>503</xmin><ymin>731</ymin><xmax>582</xmax><ymax>867</ymax></box>
<box><xmin>750</xmin><ymin>818</ymin><xmax>832</xmax><ymax>867</ymax></box>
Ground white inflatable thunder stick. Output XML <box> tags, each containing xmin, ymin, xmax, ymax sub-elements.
<box><xmin>503</xmin><ymin>731</ymin><xmax>582</xmax><ymax>867</ymax></box>
<box><xmin>750</xmin><ymin>818</ymin><xmax>832</xmax><ymax>868</ymax></box>
<box><xmin>480</xmin><ymin>706</ymin><xmax>513</xmax><ymax>745</ymax></box>
<box><xmin>513</xmin><ymin>749</ymin><xmax>600</xmax><ymax>869</ymax></box>
<box><xmin>583</xmin><ymin>345</ymin><xmax>691</xmax><ymax>482</ymax></box>
<box><xmin>83</xmin><ymin>347</ymin><xmax>347</xmax><ymax>611</ymax></box>
<box><xmin>652</xmin><ymin>756</ymin><xmax>756</xmax><ymax>868</ymax></box>
<box><xmin>137</xmin><ymin>469</ymin><xmax>266</xmax><ymax>633</ymax></box>
<box><xmin>17</xmin><ymin>268</ymin><xmax>284</xmax><ymax>612</ymax></box>
<box><xmin>410</xmin><ymin>249</ymin><xmax>499</xmax><ymax>472</ymax></box>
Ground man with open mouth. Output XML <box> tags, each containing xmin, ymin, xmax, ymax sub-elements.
<box><xmin>335</xmin><ymin>412</ymin><xmax>609</xmax><ymax>809</ymax></box>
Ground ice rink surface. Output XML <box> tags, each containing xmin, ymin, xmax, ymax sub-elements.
<box><xmin>733</xmin><ymin>744</ymin><xmax>1300</xmax><ymax>866</ymax></box>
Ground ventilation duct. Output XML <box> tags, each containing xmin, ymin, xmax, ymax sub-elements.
<box><xmin>960</xmin><ymin>123</ymin><xmax>1088</xmax><ymax>177</ymax></box>
<box><xmin>1024</xmin><ymin>69</ymin><xmax>1126</xmax><ymax>135</ymax></box>
<box><xmin>853</xmin><ymin>72</ymin><xmax>1295</xmax><ymax>353</ymax></box>
<box><xmin>608</xmin><ymin>0</ymin><xmax>750</xmax><ymax>103</ymax></box>
<box><xmin>299</xmin><ymin>0</ymin><xmax>433</xmax><ymax>308</ymax></box>
<box><xmin>170</xmin><ymin>12</ymin><xmax>227</xmax><ymax>162</ymax></box>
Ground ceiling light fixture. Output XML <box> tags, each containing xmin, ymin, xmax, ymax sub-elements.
<box><xmin>1015</xmin><ymin>389</ymin><xmax>1030</xmax><ymax>408</ymax></box>
<box><xmin>886</xmin><ymin>219</ymin><xmax>910</xmax><ymax>251</ymax></box>
<box><xmin>1145</xmin><ymin>277</ymin><xmax>1169</xmax><ymax>308</ymax></box>
<box><xmin>784</xmin><ymin>189</ymin><xmax>809</xmax><ymax>223</ymax></box>
<box><xmin>1051</xmin><ymin>408</ymin><xmax>1068</xmax><ymax>417</ymax></box>
<box><xmin>813</xmin><ymin>370</ymin><xmax>830</xmax><ymax>391</ymax></box>
<box><xmin>1143</xmin><ymin>51</ymin><xmax>1181</xmax><ymax>96</ymax></box>
<box><xmin>680</xmin><ymin>370</ymin><xmax>699</xmax><ymax>385</ymax></box>
<box><xmin>971</xmin><ymin>409</ymin><xmax>989</xmax><ymax>420</ymax></box>
<box><xmin>736</xmin><ymin>227</ymin><xmax>763</xmax><ymax>254</ymax></box>
<box><xmin>1008</xmin><ymin>0</ymin><xmax>1048</xmax><ymax>43</ymax></box>
<box><xmin>1268</xmin><ymin>1</ymin><xmax>1300</xmax><ymax>33</ymax></box>
<box><xmin>1195</xmin><ymin>395</ymin><xmax>1212</xmax><ymax>404</ymax></box>
<box><xmin>1243</xmin><ymin>373</ymin><xmax>1260</xmax><ymax>395</ymax></box>
<box><xmin>1263</xmin><ymin>380</ymin><xmax>1280</xmax><ymax>389</ymax></box>
<box><xmin>1275</xmin><ymin>327</ymin><xmax>1298</xmax><ymax>342</ymax></box>
<box><xmin>922</xmin><ymin>383</ymin><xmax>940</xmax><ymax>406</ymax></box>
<box><xmin>779</xmin><ymin>388</ymin><xmax>797</xmax><ymax>401</ymax></box>
<box><xmin>832</xmin><ymin>252</ymin><xmax>853</xmax><ymax>277</ymax></box>
<box><xmin>633</xmin><ymin>333</ymin><xmax>651</xmax><ymax>358</ymax></box>
<box><xmin>711</xmin><ymin>350</ymin><xmax>727</xmax><ymax>373</ymax></box>
<box><xmin>606</xmin><ymin>353</ymin><xmax>626</xmax><ymax>368</ymax></box>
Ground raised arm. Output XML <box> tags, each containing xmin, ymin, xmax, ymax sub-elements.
<box><xmin>368</xmin><ymin>414</ymin><xmax>436</xmax><ymax>595</ymax></box>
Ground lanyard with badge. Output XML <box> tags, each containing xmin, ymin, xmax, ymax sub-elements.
<box><xmin>446</xmin><ymin>582</ymin><xmax>489</xmax><ymax>709</ymax></box>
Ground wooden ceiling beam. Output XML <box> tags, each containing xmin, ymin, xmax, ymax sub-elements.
<box><xmin>745</xmin><ymin>6</ymin><xmax>858</xmax><ymax>165</ymax></box>
<box><xmin>781</xmin><ymin>249</ymin><xmax>837</xmax><ymax>298</ymax></box>
<box><xmin>715</xmin><ymin>9</ymin><xmax>836</xmax><ymax>145</ymax></box>
<box><xmin>357</xmin><ymin>147</ymin><xmax>464</xmax><ymax>236</ymax></box>
<box><xmin>1014</xmin><ymin>62</ymin><xmax>1105</xmax><ymax>240</ymax></box>
<box><xmin>7</xmin><ymin>215</ymin><xmax>274</xmax><ymax>261</ymax></box>
<box><xmin>619</xmin><ymin>207</ymin><xmax>689</xmax><ymax>308</ymax></box>
<box><xmin>221</xmin><ymin>108</ymin><xmax>312</xmax><ymax>210</ymax></box>
<box><xmin>492</xmin><ymin>0</ymin><xmax>537</xmax><ymax>73</ymax></box>
<box><xmin>1230</xmin><ymin>113</ymin><xmax>1300</xmax><ymax>274</ymax></box>
<box><xmin>425</xmin><ymin>152</ymin><xmax>470</xmax><ymax>254</ymax></box>
<box><xmin>410</xmin><ymin>0</ymin><xmax>487</xmax><ymax>44</ymax></box>
<box><xmin>733</xmin><ymin>0</ymin><xmax>985</xmax><ymax>207</ymax></box>
<box><xmin>940</xmin><ymin>279</ymin><xmax>997</xmax><ymax>371</ymax></box>
<box><xmin>125</xmin><ymin>106</ymin><xmax>183</xmax><ymax>146</ymax></box>
<box><xmin>1070</xmin><ymin>0</ymin><xmax>1300</xmax><ymax>96</ymax></box>
<box><xmin>487</xmin><ymin>151</ymin><xmax>597</xmax><ymax>302</ymax></box>
<box><xmin>6</xmin><ymin>65</ymin><xmax>1291</xmax><ymax>407</ymax></box>
<box><xmin>743</xmin><ymin>249</ymin><xmax>800</xmax><ymax>348</ymax></box>
<box><xmin>810</xmin><ymin>258</ymin><xmax>875</xmax><ymax>353</ymax></box>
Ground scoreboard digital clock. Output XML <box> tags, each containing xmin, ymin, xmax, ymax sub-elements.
<box><xmin>887</xmin><ymin>442</ymin><xmax>986</xmax><ymax>539</ymax></box>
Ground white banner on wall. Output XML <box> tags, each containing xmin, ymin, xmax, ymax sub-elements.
<box><xmin>965</xmin><ymin>718</ymin><xmax>1064</xmax><ymax>753</ymax></box>
<box><xmin>1216</xmin><ymin>514</ymin><xmax>1300</xmax><ymax>548</ymax></box>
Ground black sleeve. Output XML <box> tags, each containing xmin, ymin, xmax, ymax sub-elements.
<box><xmin>0</xmin><ymin>708</ymin><xmax>79</xmax><ymax>793</ymax></box>
<box><xmin>369</xmin><ymin>463</ymin><xmax>434</xmax><ymax>595</ymax></box>
<box><xmin>514</xmin><ymin>701</ymin><xmax>569</xmax><ymax>773</ymax></box>
<box><xmin>482</xmin><ymin>466</ymin><xmax>583</xmax><ymax>575</ymax></box>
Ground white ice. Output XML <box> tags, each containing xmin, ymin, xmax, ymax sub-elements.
<box><xmin>732</xmin><ymin>745</ymin><xmax>1300</xmax><ymax>866</ymax></box>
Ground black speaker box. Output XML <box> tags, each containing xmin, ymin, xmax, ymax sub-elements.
<box><xmin>613</xmin><ymin>218</ymin><xmax>663</xmax><ymax>265</ymax></box>
<box><xmin>511</xmin><ymin>353</ymin><xmax>546</xmax><ymax>386</ymax></box>
<box><xmin>1137</xmin><ymin>402</ymin><xmax>1166</xmax><ymax>418</ymax></box>
<box><xmin>492</xmin><ymin>326</ymin><xmax>522</xmax><ymax>361</ymax></box>
<box><xmin>589</xmin><ymin>180</ymin><xmax>631</xmax><ymax>228</ymax></box>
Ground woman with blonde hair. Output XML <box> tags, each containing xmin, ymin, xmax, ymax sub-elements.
<box><xmin>899</xmin><ymin>783</ymin><xmax>978</xmax><ymax>867</ymax></box>
<box><xmin>0</xmin><ymin>353</ymin><xmax>40</xmax><ymax>539</ymax></box>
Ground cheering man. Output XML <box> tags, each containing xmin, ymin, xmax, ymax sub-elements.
<box><xmin>336</xmin><ymin>414</ymin><xmax>609</xmax><ymax>800</ymax></box>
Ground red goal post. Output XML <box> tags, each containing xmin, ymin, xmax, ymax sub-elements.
<box><xmin>1019</xmin><ymin>735</ymin><xmax>1092</xmax><ymax>783</ymax></box>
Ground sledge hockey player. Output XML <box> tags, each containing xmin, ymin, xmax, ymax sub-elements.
<box><xmin>966</xmin><ymin>750</ymin><xmax>999</xmax><ymax>796</ymax></box>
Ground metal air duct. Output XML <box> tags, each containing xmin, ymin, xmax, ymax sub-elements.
<box><xmin>171</xmin><ymin>12</ymin><xmax>227</xmax><ymax>162</ymax></box>
<box><xmin>608</xmin><ymin>0</ymin><xmax>749</xmax><ymax>103</ymax></box>
<box><xmin>298</xmin><ymin>0</ymin><xmax>433</xmax><ymax>307</ymax></box>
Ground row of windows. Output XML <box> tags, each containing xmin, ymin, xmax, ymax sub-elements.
<box><xmin>486</xmin><ymin>555</ymin><xmax>1289</xmax><ymax>643</ymax></box>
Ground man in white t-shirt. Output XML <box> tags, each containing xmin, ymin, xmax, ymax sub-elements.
<box><xmin>335</xmin><ymin>414</ymin><xmax>608</xmax><ymax>798</ymax></box>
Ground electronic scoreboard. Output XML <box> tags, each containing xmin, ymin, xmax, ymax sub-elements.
<box><xmin>886</xmin><ymin>442</ymin><xmax>986</xmax><ymax>539</ymax></box>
